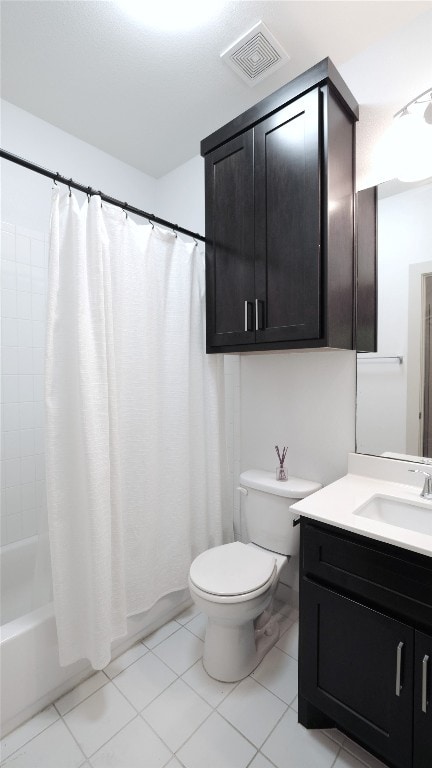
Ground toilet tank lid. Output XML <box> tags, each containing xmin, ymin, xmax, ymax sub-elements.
<box><xmin>239</xmin><ymin>470</ymin><xmax>322</xmax><ymax>499</ymax></box>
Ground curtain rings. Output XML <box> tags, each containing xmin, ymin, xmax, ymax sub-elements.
<box><xmin>147</xmin><ymin>216</ymin><xmax>154</xmax><ymax>229</ymax></box>
<box><xmin>172</xmin><ymin>225</ymin><xmax>178</xmax><ymax>238</ymax></box>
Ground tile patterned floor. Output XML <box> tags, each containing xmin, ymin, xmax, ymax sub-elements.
<box><xmin>1</xmin><ymin>602</ymin><xmax>387</xmax><ymax>768</ymax></box>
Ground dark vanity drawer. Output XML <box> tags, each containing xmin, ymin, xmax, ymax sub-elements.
<box><xmin>301</xmin><ymin>520</ymin><xmax>432</xmax><ymax>631</ymax></box>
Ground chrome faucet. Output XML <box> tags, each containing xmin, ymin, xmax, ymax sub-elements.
<box><xmin>409</xmin><ymin>469</ymin><xmax>432</xmax><ymax>500</ymax></box>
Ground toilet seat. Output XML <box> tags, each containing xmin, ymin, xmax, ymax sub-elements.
<box><xmin>189</xmin><ymin>542</ymin><xmax>276</xmax><ymax>599</ymax></box>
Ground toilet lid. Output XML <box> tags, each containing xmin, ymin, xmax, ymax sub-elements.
<box><xmin>189</xmin><ymin>542</ymin><xmax>276</xmax><ymax>597</ymax></box>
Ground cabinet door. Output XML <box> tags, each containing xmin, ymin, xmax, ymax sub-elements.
<box><xmin>413</xmin><ymin>631</ymin><xmax>432</xmax><ymax>768</ymax></box>
<box><xmin>254</xmin><ymin>89</ymin><xmax>321</xmax><ymax>343</ymax></box>
<box><xmin>205</xmin><ymin>132</ymin><xmax>255</xmax><ymax>349</ymax></box>
<box><xmin>301</xmin><ymin>580</ymin><xmax>414</xmax><ymax>768</ymax></box>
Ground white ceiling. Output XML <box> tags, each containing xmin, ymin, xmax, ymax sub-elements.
<box><xmin>1</xmin><ymin>1</ymin><xmax>431</xmax><ymax>179</ymax></box>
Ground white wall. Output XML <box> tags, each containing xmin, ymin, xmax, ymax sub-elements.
<box><xmin>240</xmin><ymin>351</ymin><xmax>356</xmax><ymax>486</ymax></box>
<box><xmin>154</xmin><ymin>155</ymin><xmax>204</xmax><ymax>237</ymax></box>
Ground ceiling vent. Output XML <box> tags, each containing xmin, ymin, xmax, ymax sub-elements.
<box><xmin>221</xmin><ymin>21</ymin><xmax>290</xmax><ymax>87</ymax></box>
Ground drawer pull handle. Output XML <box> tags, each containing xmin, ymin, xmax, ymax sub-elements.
<box><xmin>422</xmin><ymin>654</ymin><xmax>429</xmax><ymax>713</ymax></box>
<box><xmin>396</xmin><ymin>641</ymin><xmax>404</xmax><ymax>697</ymax></box>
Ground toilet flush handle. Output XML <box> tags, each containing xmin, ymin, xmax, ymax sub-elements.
<box><xmin>237</xmin><ymin>486</ymin><xmax>248</xmax><ymax>496</ymax></box>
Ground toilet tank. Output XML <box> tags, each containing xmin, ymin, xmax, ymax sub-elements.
<box><xmin>239</xmin><ymin>470</ymin><xmax>322</xmax><ymax>556</ymax></box>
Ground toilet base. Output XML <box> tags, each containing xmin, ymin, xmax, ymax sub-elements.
<box><xmin>202</xmin><ymin>610</ymin><xmax>281</xmax><ymax>683</ymax></box>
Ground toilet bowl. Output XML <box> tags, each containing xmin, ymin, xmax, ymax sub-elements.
<box><xmin>189</xmin><ymin>541</ymin><xmax>286</xmax><ymax>681</ymax></box>
<box><xmin>188</xmin><ymin>469</ymin><xmax>322</xmax><ymax>682</ymax></box>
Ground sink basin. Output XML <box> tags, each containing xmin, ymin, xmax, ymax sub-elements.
<box><xmin>354</xmin><ymin>495</ymin><xmax>432</xmax><ymax>536</ymax></box>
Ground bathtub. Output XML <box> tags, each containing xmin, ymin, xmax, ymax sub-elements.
<box><xmin>0</xmin><ymin>536</ymin><xmax>191</xmax><ymax>737</ymax></box>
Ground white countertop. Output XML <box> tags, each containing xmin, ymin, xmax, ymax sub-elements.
<box><xmin>291</xmin><ymin>468</ymin><xmax>432</xmax><ymax>558</ymax></box>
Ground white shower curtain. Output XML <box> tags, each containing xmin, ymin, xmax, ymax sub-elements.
<box><xmin>45</xmin><ymin>188</ymin><xmax>229</xmax><ymax>669</ymax></box>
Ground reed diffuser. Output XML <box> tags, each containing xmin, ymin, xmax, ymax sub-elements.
<box><xmin>275</xmin><ymin>445</ymin><xmax>288</xmax><ymax>481</ymax></box>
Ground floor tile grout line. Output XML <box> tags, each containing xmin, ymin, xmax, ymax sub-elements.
<box><xmin>54</xmin><ymin>708</ymin><xmax>90</xmax><ymax>764</ymax></box>
<box><xmin>65</xmin><ymin>710</ymin><xmax>139</xmax><ymax>763</ymax></box>
<box><xmin>169</xmin><ymin>750</ymin><xmax>188</xmax><ymax>768</ymax></box>
<box><xmin>141</xmin><ymin>621</ymin><xmax>183</xmax><ymax>651</ymax></box>
<box><xmin>150</xmin><ymin>642</ymin><xmax>205</xmax><ymax>678</ymax></box>
<box><xmin>139</xmin><ymin>689</ymin><xmax>216</xmax><ymax>758</ymax></box>
<box><xmin>257</xmin><ymin>700</ymin><xmax>341</xmax><ymax>768</ymax></box>
<box><xmin>324</xmin><ymin>730</ymin><xmax>388</xmax><ymax>768</ymax></box>
<box><xmin>38</xmin><ymin>614</ymin><xmax>202</xmax><ymax>739</ymax></box>
<box><xmin>1</xmin><ymin>707</ymin><xmax>88</xmax><ymax>766</ymax></box>
<box><xmin>217</xmin><ymin>700</ymin><xmax>287</xmax><ymax>755</ymax></box>
<box><xmin>245</xmin><ymin>748</ymin><xmax>279</xmax><ymax>768</ymax></box>
<box><xmin>275</xmin><ymin>647</ymin><xmax>298</xmax><ymax>662</ymax></box>
<box><xmin>248</xmin><ymin>699</ymin><xmax>294</xmax><ymax>758</ymax></box>
<box><xmin>103</xmin><ymin>645</ymin><xmax>149</xmax><ymax>679</ymax></box>
<box><xmin>141</xmin><ymin>665</ymin><xmax>280</xmax><ymax>759</ymax></box>
<box><xmin>138</xmin><ymin>707</ymin><xmax>199</xmax><ymax>762</ymax></box>
<box><xmin>182</xmin><ymin>623</ymin><xmax>206</xmax><ymax>642</ymax></box>
<box><xmin>171</xmin><ymin>706</ymin><xmax>260</xmax><ymax>765</ymax></box>
<box><xmin>340</xmin><ymin>741</ymin><xmax>387</xmax><ymax>768</ymax></box>
<box><xmin>0</xmin><ymin>708</ymin><xmax>61</xmax><ymax>764</ymax></box>
<box><xmin>249</xmin><ymin>669</ymin><xmax>299</xmax><ymax>708</ymax></box>
<box><xmin>140</xmin><ymin>659</ymin><xmax>288</xmax><ymax>762</ymax></box>
<box><xmin>214</xmin><ymin>674</ymin><xmax>291</xmax><ymax>713</ymax></box>
<box><xmin>53</xmin><ymin>670</ymin><xmax>111</xmax><ymax>718</ymax></box>
<box><xmin>109</xmin><ymin>658</ymin><xmax>180</xmax><ymax>713</ymax></box>
<box><xmin>329</xmin><ymin>742</ymin><xmax>343</xmax><ymax>768</ymax></box>
<box><xmin>179</xmin><ymin>662</ymin><xmax>242</xmax><ymax>706</ymax></box>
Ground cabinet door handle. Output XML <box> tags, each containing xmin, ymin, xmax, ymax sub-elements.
<box><xmin>255</xmin><ymin>299</ymin><xmax>264</xmax><ymax>331</ymax></box>
<box><xmin>396</xmin><ymin>641</ymin><xmax>404</xmax><ymax>696</ymax></box>
<box><xmin>244</xmin><ymin>301</ymin><xmax>253</xmax><ymax>332</ymax></box>
<box><xmin>422</xmin><ymin>654</ymin><xmax>429</xmax><ymax>713</ymax></box>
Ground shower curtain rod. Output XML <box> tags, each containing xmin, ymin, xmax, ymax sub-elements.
<box><xmin>0</xmin><ymin>147</ymin><xmax>207</xmax><ymax>243</ymax></box>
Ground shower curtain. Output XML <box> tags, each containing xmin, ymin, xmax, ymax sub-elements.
<box><xmin>45</xmin><ymin>188</ymin><xmax>229</xmax><ymax>669</ymax></box>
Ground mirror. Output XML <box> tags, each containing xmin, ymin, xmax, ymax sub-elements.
<box><xmin>356</xmin><ymin>178</ymin><xmax>432</xmax><ymax>461</ymax></box>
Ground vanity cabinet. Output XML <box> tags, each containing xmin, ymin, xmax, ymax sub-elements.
<box><xmin>298</xmin><ymin>519</ymin><xmax>432</xmax><ymax>768</ymax></box>
<box><xmin>201</xmin><ymin>58</ymin><xmax>360</xmax><ymax>354</ymax></box>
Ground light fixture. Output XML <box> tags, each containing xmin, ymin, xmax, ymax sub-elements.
<box><xmin>389</xmin><ymin>88</ymin><xmax>432</xmax><ymax>182</ymax></box>
<box><xmin>115</xmin><ymin>0</ymin><xmax>222</xmax><ymax>32</ymax></box>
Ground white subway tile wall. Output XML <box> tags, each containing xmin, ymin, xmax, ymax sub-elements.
<box><xmin>1</xmin><ymin>222</ymin><xmax>49</xmax><ymax>547</ymax></box>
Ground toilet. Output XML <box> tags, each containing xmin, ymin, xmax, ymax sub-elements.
<box><xmin>188</xmin><ymin>469</ymin><xmax>322</xmax><ymax>682</ymax></box>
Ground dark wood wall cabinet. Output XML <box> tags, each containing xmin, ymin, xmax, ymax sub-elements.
<box><xmin>299</xmin><ymin>518</ymin><xmax>432</xmax><ymax>768</ymax></box>
<box><xmin>201</xmin><ymin>58</ymin><xmax>374</xmax><ymax>354</ymax></box>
